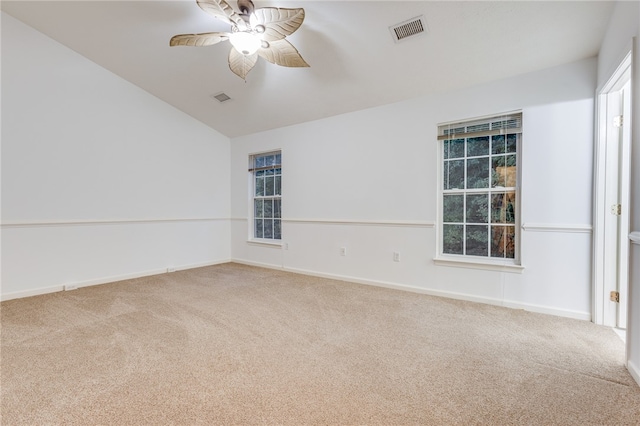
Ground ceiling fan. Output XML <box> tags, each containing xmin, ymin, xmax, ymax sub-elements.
<box><xmin>170</xmin><ymin>0</ymin><xmax>309</xmax><ymax>79</ymax></box>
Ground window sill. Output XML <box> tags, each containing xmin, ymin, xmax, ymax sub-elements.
<box><xmin>246</xmin><ymin>239</ymin><xmax>283</xmax><ymax>248</ymax></box>
<box><xmin>433</xmin><ymin>256</ymin><xmax>524</xmax><ymax>273</ymax></box>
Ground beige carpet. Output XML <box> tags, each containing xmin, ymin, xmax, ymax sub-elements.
<box><xmin>1</xmin><ymin>263</ymin><xmax>639</xmax><ymax>425</ymax></box>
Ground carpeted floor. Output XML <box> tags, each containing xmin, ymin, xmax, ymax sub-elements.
<box><xmin>1</xmin><ymin>262</ymin><xmax>639</xmax><ymax>425</ymax></box>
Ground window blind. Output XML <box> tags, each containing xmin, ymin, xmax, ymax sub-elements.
<box><xmin>438</xmin><ymin>112</ymin><xmax>522</xmax><ymax>140</ymax></box>
<box><xmin>248</xmin><ymin>151</ymin><xmax>281</xmax><ymax>172</ymax></box>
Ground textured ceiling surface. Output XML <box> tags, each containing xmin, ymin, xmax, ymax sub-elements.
<box><xmin>1</xmin><ymin>1</ymin><xmax>614</xmax><ymax>138</ymax></box>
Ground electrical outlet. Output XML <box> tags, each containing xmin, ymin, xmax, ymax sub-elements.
<box><xmin>284</xmin><ymin>242</ymin><xmax>289</xmax><ymax>250</ymax></box>
<box><xmin>167</xmin><ymin>267</ymin><xmax>177</xmax><ymax>273</ymax></box>
<box><xmin>393</xmin><ymin>252</ymin><xmax>401</xmax><ymax>262</ymax></box>
<box><xmin>340</xmin><ymin>247</ymin><xmax>347</xmax><ymax>256</ymax></box>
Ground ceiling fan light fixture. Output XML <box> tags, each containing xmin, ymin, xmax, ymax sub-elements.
<box><xmin>229</xmin><ymin>31</ymin><xmax>261</xmax><ymax>55</ymax></box>
<box><xmin>170</xmin><ymin>0</ymin><xmax>309</xmax><ymax>79</ymax></box>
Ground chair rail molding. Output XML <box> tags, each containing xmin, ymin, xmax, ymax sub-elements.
<box><xmin>521</xmin><ymin>223</ymin><xmax>592</xmax><ymax>233</ymax></box>
<box><xmin>231</xmin><ymin>217</ymin><xmax>435</xmax><ymax>228</ymax></box>
<box><xmin>1</xmin><ymin>217</ymin><xmax>228</xmax><ymax>228</ymax></box>
<box><xmin>284</xmin><ymin>218</ymin><xmax>435</xmax><ymax>228</ymax></box>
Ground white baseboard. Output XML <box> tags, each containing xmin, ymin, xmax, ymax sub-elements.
<box><xmin>0</xmin><ymin>284</ymin><xmax>66</xmax><ymax>301</ymax></box>
<box><xmin>172</xmin><ymin>259</ymin><xmax>231</xmax><ymax>272</ymax></box>
<box><xmin>230</xmin><ymin>259</ymin><xmax>591</xmax><ymax>321</ymax></box>
<box><xmin>628</xmin><ymin>359</ymin><xmax>640</xmax><ymax>388</ymax></box>
<box><xmin>232</xmin><ymin>258</ymin><xmax>284</xmax><ymax>270</ymax></box>
<box><xmin>501</xmin><ymin>300</ymin><xmax>591</xmax><ymax>321</ymax></box>
<box><xmin>0</xmin><ymin>259</ymin><xmax>231</xmax><ymax>302</ymax></box>
<box><xmin>3</xmin><ymin>257</ymin><xmax>592</xmax><ymax>322</ymax></box>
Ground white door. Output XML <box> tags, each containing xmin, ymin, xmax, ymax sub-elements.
<box><xmin>603</xmin><ymin>79</ymin><xmax>631</xmax><ymax>330</ymax></box>
<box><xmin>595</xmin><ymin>51</ymin><xmax>632</xmax><ymax>331</ymax></box>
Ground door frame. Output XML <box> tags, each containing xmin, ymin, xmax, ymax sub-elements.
<box><xmin>593</xmin><ymin>43</ymin><xmax>633</xmax><ymax>331</ymax></box>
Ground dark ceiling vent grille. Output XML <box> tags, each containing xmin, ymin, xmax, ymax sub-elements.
<box><xmin>390</xmin><ymin>16</ymin><xmax>427</xmax><ymax>43</ymax></box>
<box><xmin>211</xmin><ymin>92</ymin><xmax>231</xmax><ymax>103</ymax></box>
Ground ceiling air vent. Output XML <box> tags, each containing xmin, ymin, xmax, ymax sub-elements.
<box><xmin>211</xmin><ymin>92</ymin><xmax>231</xmax><ymax>103</ymax></box>
<box><xmin>390</xmin><ymin>15</ymin><xmax>427</xmax><ymax>43</ymax></box>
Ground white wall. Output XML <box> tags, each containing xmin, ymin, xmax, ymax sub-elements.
<box><xmin>596</xmin><ymin>0</ymin><xmax>640</xmax><ymax>387</ymax></box>
<box><xmin>1</xmin><ymin>13</ymin><xmax>231</xmax><ymax>299</ymax></box>
<box><xmin>231</xmin><ymin>57</ymin><xmax>596</xmax><ymax>320</ymax></box>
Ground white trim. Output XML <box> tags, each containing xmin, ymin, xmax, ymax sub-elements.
<box><xmin>438</xmin><ymin>109</ymin><xmax>523</xmax><ymax>128</ymax></box>
<box><xmin>246</xmin><ymin>239</ymin><xmax>283</xmax><ymax>248</ymax></box>
<box><xmin>596</xmin><ymin>39</ymin><xmax>634</xmax><ymax>94</ymax></box>
<box><xmin>0</xmin><ymin>259</ymin><xmax>230</xmax><ymax>301</ymax></box>
<box><xmin>433</xmin><ymin>257</ymin><xmax>524</xmax><ymax>273</ymax></box>
<box><xmin>248</xmin><ymin>148</ymin><xmax>283</xmax><ymax>158</ymax></box>
<box><xmin>499</xmin><ymin>300</ymin><xmax>591</xmax><ymax>321</ymax></box>
<box><xmin>231</xmin><ymin>259</ymin><xmax>284</xmax><ymax>270</ymax></box>
<box><xmin>521</xmin><ymin>223</ymin><xmax>592</xmax><ymax>233</ymax></box>
<box><xmin>234</xmin><ymin>217</ymin><xmax>435</xmax><ymax>228</ymax></box>
<box><xmin>230</xmin><ymin>260</ymin><xmax>590</xmax><ymax>321</ymax></box>
<box><xmin>630</xmin><ymin>232</ymin><xmax>640</xmax><ymax>245</ymax></box>
<box><xmin>285</xmin><ymin>218</ymin><xmax>435</xmax><ymax>227</ymax></box>
<box><xmin>0</xmin><ymin>284</ymin><xmax>65</xmax><ymax>301</ymax></box>
<box><xmin>0</xmin><ymin>218</ymin><xmax>228</xmax><ymax>228</ymax></box>
<box><xmin>592</xmin><ymin>88</ymin><xmax>608</xmax><ymax>326</ymax></box>
<box><xmin>593</xmin><ymin>44</ymin><xmax>633</xmax><ymax>327</ymax></box>
<box><xmin>629</xmin><ymin>360</ymin><xmax>640</xmax><ymax>388</ymax></box>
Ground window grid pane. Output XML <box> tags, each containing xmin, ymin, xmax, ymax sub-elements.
<box><xmin>264</xmin><ymin>219</ymin><xmax>274</xmax><ymax>239</ymax></box>
<box><xmin>274</xmin><ymin>199</ymin><xmax>281</xmax><ymax>218</ymax></box>
<box><xmin>466</xmin><ymin>157</ymin><xmax>490</xmax><ymax>189</ymax></box>
<box><xmin>443</xmin><ymin>224</ymin><xmax>464</xmax><ymax>254</ymax></box>
<box><xmin>274</xmin><ymin>219</ymin><xmax>282</xmax><ymax>239</ymax></box>
<box><xmin>255</xmin><ymin>199</ymin><xmax>263</xmax><ymax>218</ymax></box>
<box><xmin>443</xmin><ymin>194</ymin><xmax>464</xmax><ymax>223</ymax></box>
<box><xmin>255</xmin><ymin>219</ymin><xmax>264</xmax><ymax>239</ymax></box>
<box><xmin>490</xmin><ymin>225</ymin><xmax>515</xmax><ymax>259</ymax></box>
<box><xmin>465</xmin><ymin>193</ymin><xmax>488</xmax><ymax>224</ymax></box>
<box><xmin>444</xmin><ymin>159</ymin><xmax>465</xmax><ymax>190</ymax></box>
<box><xmin>255</xmin><ymin>176</ymin><xmax>264</xmax><ymax>196</ymax></box>
<box><xmin>465</xmin><ymin>225</ymin><xmax>488</xmax><ymax>257</ymax></box>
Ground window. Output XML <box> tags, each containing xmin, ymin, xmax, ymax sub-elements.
<box><xmin>438</xmin><ymin>113</ymin><xmax>521</xmax><ymax>262</ymax></box>
<box><xmin>249</xmin><ymin>151</ymin><xmax>281</xmax><ymax>240</ymax></box>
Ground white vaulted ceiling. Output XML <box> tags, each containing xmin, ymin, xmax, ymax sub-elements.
<box><xmin>1</xmin><ymin>1</ymin><xmax>614</xmax><ymax>138</ymax></box>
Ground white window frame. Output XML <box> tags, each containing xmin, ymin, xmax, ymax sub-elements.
<box><xmin>248</xmin><ymin>150</ymin><xmax>282</xmax><ymax>245</ymax></box>
<box><xmin>434</xmin><ymin>112</ymin><xmax>524</xmax><ymax>273</ymax></box>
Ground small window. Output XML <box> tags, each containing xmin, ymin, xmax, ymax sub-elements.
<box><xmin>249</xmin><ymin>151</ymin><xmax>281</xmax><ymax>240</ymax></box>
<box><xmin>438</xmin><ymin>113</ymin><xmax>521</xmax><ymax>262</ymax></box>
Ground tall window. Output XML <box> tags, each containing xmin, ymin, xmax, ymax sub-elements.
<box><xmin>438</xmin><ymin>113</ymin><xmax>521</xmax><ymax>261</ymax></box>
<box><xmin>250</xmin><ymin>151</ymin><xmax>281</xmax><ymax>240</ymax></box>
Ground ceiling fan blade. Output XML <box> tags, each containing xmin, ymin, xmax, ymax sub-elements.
<box><xmin>229</xmin><ymin>48</ymin><xmax>258</xmax><ymax>79</ymax></box>
<box><xmin>251</xmin><ymin>8</ymin><xmax>305</xmax><ymax>42</ymax></box>
<box><xmin>197</xmin><ymin>0</ymin><xmax>246</xmax><ymax>29</ymax></box>
<box><xmin>170</xmin><ymin>32</ymin><xmax>229</xmax><ymax>47</ymax></box>
<box><xmin>258</xmin><ymin>39</ymin><xmax>309</xmax><ymax>68</ymax></box>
